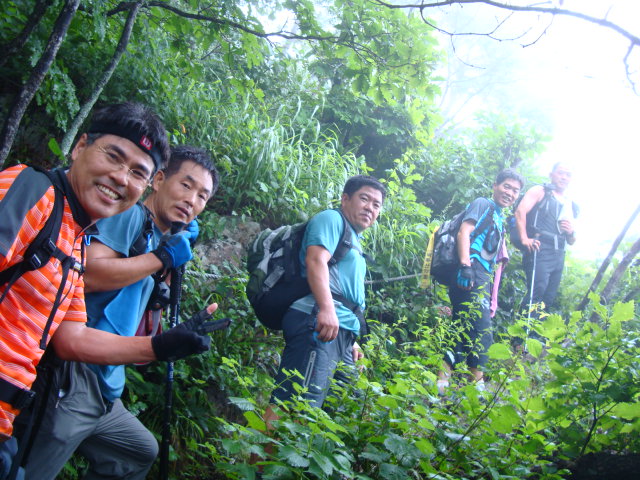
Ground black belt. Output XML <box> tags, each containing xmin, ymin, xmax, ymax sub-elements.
<box><xmin>0</xmin><ymin>376</ymin><xmax>36</xmax><ymax>410</ymax></box>
<box><xmin>536</xmin><ymin>231</ymin><xmax>566</xmax><ymax>250</ymax></box>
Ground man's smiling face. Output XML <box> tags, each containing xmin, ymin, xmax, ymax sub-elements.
<box><xmin>68</xmin><ymin>133</ymin><xmax>154</xmax><ymax>222</ymax></box>
<box><xmin>492</xmin><ymin>178</ymin><xmax>521</xmax><ymax>208</ymax></box>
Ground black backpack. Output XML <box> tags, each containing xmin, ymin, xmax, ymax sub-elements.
<box><xmin>246</xmin><ymin>209</ymin><xmax>359</xmax><ymax>330</ymax></box>
<box><xmin>508</xmin><ymin>184</ymin><xmax>579</xmax><ymax>250</ymax></box>
<box><xmin>0</xmin><ymin>167</ymin><xmax>81</xmax><ymax>350</ymax></box>
<box><xmin>429</xmin><ymin>204</ymin><xmax>495</xmax><ymax>285</ymax></box>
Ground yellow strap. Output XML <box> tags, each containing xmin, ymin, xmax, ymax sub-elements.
<box><xmin>419</xmin><ymin>226</ymin><xmax>438</xmax><ymax>289</ymax></box>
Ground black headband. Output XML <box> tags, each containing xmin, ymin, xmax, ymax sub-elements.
<box><xmin>88</xmin><ymin>120</ymin><xmax>163</xmax><ymax>172</ymax></box>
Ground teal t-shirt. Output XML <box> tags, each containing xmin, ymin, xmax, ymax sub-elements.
<box><xmin>290</xmin><ymin>209</ymin><xmax>366</xmax><ymax>334</ymax></box>
<box><xmin>85</xmin><ymin>204</ymin><xmax>161</xmax><ymax>401</ymax></box>
<box><xmin>464</xmin><ymin>198</ymin><xmax>504</xmax><ymax>272</ymax></box>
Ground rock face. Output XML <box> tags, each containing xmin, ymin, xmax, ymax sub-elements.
<box><xmin>194</xmin><ymin>220</ymin><xmax>262</xmax><ymax>270</ymax></box>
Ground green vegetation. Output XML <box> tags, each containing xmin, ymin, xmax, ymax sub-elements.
<box><xmin>1</xmin><ymin>1</ymin><xmax>638</xmax><ymax>478</ymax></box>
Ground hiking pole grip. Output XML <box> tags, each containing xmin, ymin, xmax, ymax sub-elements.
<box><xmin>159</xmin><ymin>221</ymin><xmax>187</xmax><ymax>480</ymax></box>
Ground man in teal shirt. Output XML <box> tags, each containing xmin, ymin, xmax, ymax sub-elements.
<box><xmin>437</xmin><ymin>169</ymin><xmax>523</xmax><ymax>394</ymax></box>
<box><xmin>264</xmin><ymin>175</ymin><xmax>385</xmax><ymax>426</ymax></box>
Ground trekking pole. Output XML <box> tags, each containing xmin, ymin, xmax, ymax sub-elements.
<box><xmin>523</xmin><ymin>248</ymin><xmax>538</xmax><ymax>352</ymax></box>
<box><xmin>159</xmin><ymin>222</ymin><xmax>186</xmax><ymax>480</ymax></box>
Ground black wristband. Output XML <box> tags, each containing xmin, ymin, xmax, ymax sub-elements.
<box><xmin>152</xmin><ymin>248</ymin><xmax>172</xmax><ymax>269</ymax></box>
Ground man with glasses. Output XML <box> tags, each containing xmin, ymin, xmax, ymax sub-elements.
<box><xmin>24</xmin><ymin>146</ymin><xmax>219</xmax><ymax>480</ymax></box>
<box><xmin>437</xmin><ymin>169</ymin><xmax>524</xmax><ymax>394</ymax></box>
<box><xmin>0</xmin><ymin>103</ymin><xmax>215</xmax><ymax>477</ymax></box>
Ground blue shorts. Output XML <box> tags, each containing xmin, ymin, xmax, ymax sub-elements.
<box><xmin>270</xmin><ymin>308</ymin><xmax>357</xmax><ymax>408</ymax></box>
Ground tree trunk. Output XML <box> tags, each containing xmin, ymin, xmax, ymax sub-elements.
<box><xmin>598</xmin><ymin>237</ymin><xmax>640</xmax><ymax>307</ymax></box>
<box><xmin>578</xmin><ymin>202</ymin><xmax>640</xmax><ymax>311</ymax></box>
<box><xmin>60</xmin><ymin>1</ymin><xmax>143</xmax><ymax>156</ymax></box>
<box><xmin>0</xmin><ymin>0</ymin><xmax>80</xmax><ymax>168</ymax></box>
<box><xmin>623</xmin><ymin>285</ymin><xmax>640</xmax><ymax>303</ymax></box>
<box><xmin>0</xmin><ymin>0</ymin><xmax>50</xmax><ymax>68</ymax></box>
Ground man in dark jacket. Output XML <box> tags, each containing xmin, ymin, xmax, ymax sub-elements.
<box><xmin>514</xmin><ymin>163</ymin><xmax>577</xmax><ymax>320</ymax></box>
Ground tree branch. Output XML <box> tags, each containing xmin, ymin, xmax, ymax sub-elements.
<box><xmin>598</xmin><ymin>237</ymin><xmax>640</xmax><ymax>307</ymax></box>
<box><xmin>0</xmin><ymin>0</ymin><xmax>50</xmax><ymax>68</ymax></box>
<box><xmin>110</xmin><ymin>1</ymin><xmax>339</xmax><ymax>42</ymax></box>
<box><xmin>60</xmin><ymin>1</ymin><xmax>143</xmax><ymax>156</ymax></box>
<box><xmin>373</xmin><ymin>0</ymin><xmax>640</xmax><ymax>90</ymax></box>
<box><xmin>0</xmin><ymin>0</ymin><xmax>81</xmax><ymax>168</ymax></box>
<box><xmin>373</xmin><ymin>0</ymin><xmax>640</xmax><ymax>47</ymax></box>
<box><xmin>578</xmin><ymin>202</ymin><xmax>640</xmax><ymax>311</ymax></box>
<box><xmin>105</xmin><ymin>1</ymin><xmax>420</xmax><ymax>70</ymax></box>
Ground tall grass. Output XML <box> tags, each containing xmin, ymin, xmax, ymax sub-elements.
<box><xmin>157</xmin><ymin>80</ymin><xmax>361</xmax><ymax>225</ymax></box>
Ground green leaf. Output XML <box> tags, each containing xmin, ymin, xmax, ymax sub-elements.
<box><xmin>414</xmin><ymin>438</ymin><xmax>435</xmax><ymax>455</ymax></box>
<box><xmin>221</xmin><ymin>438</ymin><xmax>243</xmax><ymax>455</ymax></box>
<box><xmin>525</xmin><ymin>338</ymin><xmax>543</xmax><ymax>358</ymax></box>
<box><xmin>279</xmin><ymin>445</ymin><xmax>310</xmax><ymax>468</ymax></box>
<box><xmin>48</xmin><ymin>138</ymin><xmax>65</xmax><ymax>164</ymax></box>
<box><xmin>359</xmin><ymin>445</ymin><xmax>389</xmax><ymax>463</ymax></box>
<box><xmin>541</xmin><ymin>313</ymin><xmax>565</xmax><ymax>340</ymax></box>
<box><xmin>229</xmin><ymin>396</ymin><xmax>256</xmax><ymax>411</ymax></box>
<box><xmin>377</xmin><ymin>395</ymin><xmax>399</xmax><ymax>409</ymax></box>
<box><xmin>380</xmin><ymin>462</ymin><xmax>409</xmax><ymax>480</ymax></box>
<box><xmin>611</xmin><ymin>402</ymin><xmax>640</xmax><ymax>420</ymax></box>
<box><xmin>491</xmin><ymin>404</ymin><xmax>520</xmax><ymax>434</ymax></box>
<box><xmin>383</xmin><ymin>433</ymin><xmax>408</xmax><ymax>456</ymax></box>
<box><xmin>243</xmin><ymin>411</ymin><xmax>265</xmax><ymax>430</ymax></box>
<box><xmin>487</xmin><ymin>343</ymin><xmax>511</xmax><ymax>360</ymax></box>
<box><xmin>310</xmin><ymin>450</ymin><xmax>334</xmax><ymax>475</ymax></box>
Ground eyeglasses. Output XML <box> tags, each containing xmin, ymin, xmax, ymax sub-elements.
<box><xmin>96</xmin><ymin>145</ymin><xmax>152</xmax><ymax>189</ymax></box>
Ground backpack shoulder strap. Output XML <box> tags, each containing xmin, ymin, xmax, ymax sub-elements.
<box><xmin>326</xmin><ymin>209</ymin><xmax>366</xmax><ymax>318</ymax></box>
<box><xmin>0</xmin><ymin>167</ymin><xmax>81</xmax><ymax>349</ymax></box>
<box><xmin>128</xmin><ymin>202</ymin><xmax>155</xmax><ymax>258</ymax></box>
<box><xmin>329</xmin><ymin>209</ymin><xmax>355</xmax><ymax>266</ymax></box>
<box><xmin>0</xmin><ymin>168</ymin><xmax>65</xmax><ymax>290</ymax></box>
<box><xmin>471</xmin><ymin>205</ymin><xmax>496</xmax><ymax>240</ymax></box>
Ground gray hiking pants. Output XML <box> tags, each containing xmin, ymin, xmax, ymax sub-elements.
<box><xmin>271</xmin><ymin>308</ymin><xmax>358</xmax><ymax>408</ymax></box>
<box><xmin>23</xmin><ymin>362</ymin><xmax>157</xmax><ymax>480</ymax></box>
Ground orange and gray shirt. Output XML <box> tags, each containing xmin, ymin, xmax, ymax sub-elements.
<box><xmin>0</xmin><ymin>165</ymin><xmax>93</xmax><ymax>438</ymax></box>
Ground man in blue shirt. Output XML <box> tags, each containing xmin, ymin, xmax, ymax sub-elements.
<box><xmin>437</xmin><ymin>169</ymin><xmax>523</xmax><ymax>394</ymax></box>
<box><xmin>264</xmin><ymin>175</ymin><xmax>385</xmax><ymax>426</ymax></box>
<box><xmin>24</xmin><ymin>146</ymin><xmax>219</xmax><ymax>480</ymax></box>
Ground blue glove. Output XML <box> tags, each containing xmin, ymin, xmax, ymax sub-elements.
<box><xmin>152</xmin><ymin>232</ymin><xmax>192</xmax><ymax>269</ymax></box>
<box><xmin>456</xmin><ymin>265</ymin><xmax>474</xmax><ymax>290</ymax></box>
<box><xmin>185</xmin><ymin>219</ymin><xmax>199</xmax><ymax>246</ymax></box>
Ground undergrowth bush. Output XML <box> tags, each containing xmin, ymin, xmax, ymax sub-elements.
<box><xmin>114</xmin><ymin>286</ymin><xmax>639</xmax><ymax>480</ymax></box>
